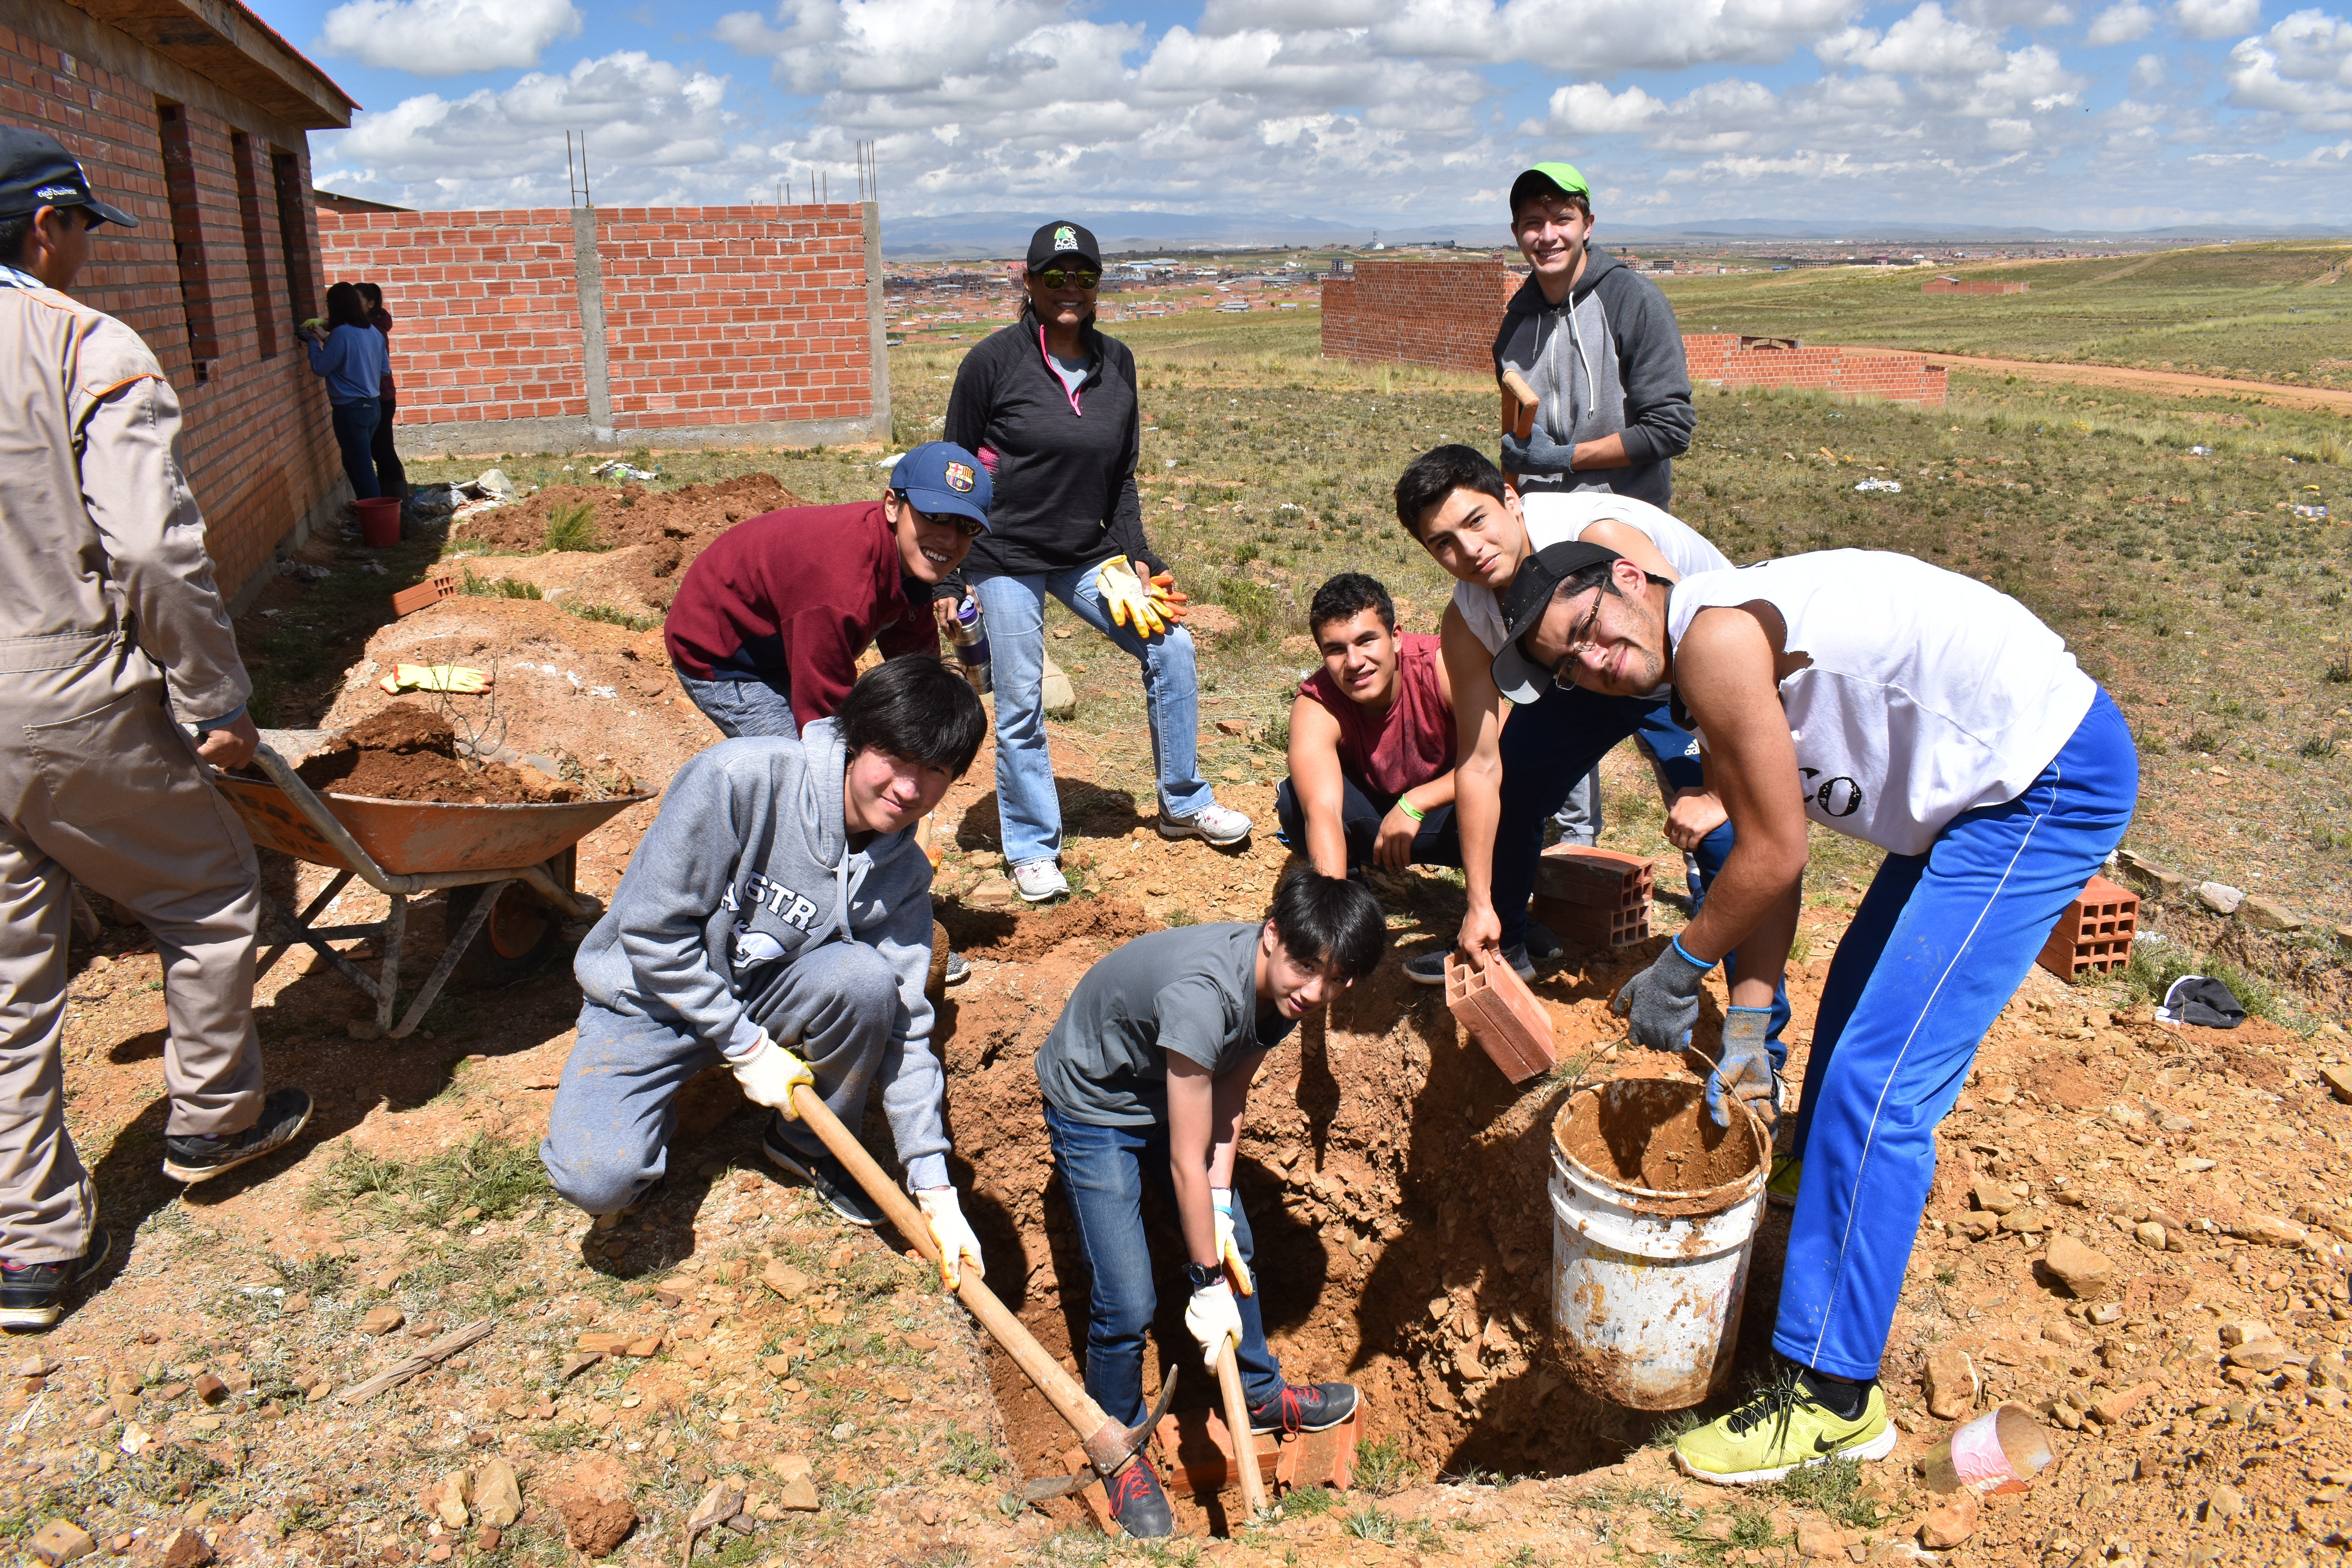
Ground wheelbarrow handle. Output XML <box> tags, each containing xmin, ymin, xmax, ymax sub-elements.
<box><xmin>784</xmin><ymin>1083</ymin><xmax>1140</xmax><ymax>1477</ymax></box>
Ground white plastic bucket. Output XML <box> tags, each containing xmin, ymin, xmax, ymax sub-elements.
<box><xmin>1548</xmin><ymin>1078</ymin><xmax>1769</xmax><ymax>1410</ymax></box>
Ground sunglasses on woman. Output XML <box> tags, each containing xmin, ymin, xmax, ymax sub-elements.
<box><xmin>1033</xmin><ymin>269</ymin><xmax>1100</xmax><ymax>290</ymax></box>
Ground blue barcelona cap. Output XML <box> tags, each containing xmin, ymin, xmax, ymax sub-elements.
<box><xmin>889</xmin><ymin>441</ymin><xmax>992</xmax><ymax>530</ymax></box>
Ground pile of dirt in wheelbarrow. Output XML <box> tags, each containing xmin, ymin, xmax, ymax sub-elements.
<box><xmin>294</xmin><ymin>701</ymin><xmax>581</xmax><ymax>805</ymax></box>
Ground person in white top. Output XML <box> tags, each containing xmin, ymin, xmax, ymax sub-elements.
<box><xmin>1501</xmin><ymin>543</ymin><xmax>2136</xmax><ymax>1487</ymax></box>
<box><xmin>1388</xmin><ymin>446</ymin><xmax>1787</xmax><ymax>1065</ymax></box>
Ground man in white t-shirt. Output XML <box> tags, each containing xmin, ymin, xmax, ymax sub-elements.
<box><xmin>1503</xmin><ymin>543</ymin><xmax>2137</xmax><ymax>1486</ymax></box>
<box><xmin>1389</xmin><ymin>446</ymin><xmax>1787</xmax><ymax>1072</ymax></box>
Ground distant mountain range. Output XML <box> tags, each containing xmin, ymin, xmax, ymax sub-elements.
<box><xmin>878</xmin><ymin>208</ymin><xmax>2352</xmax><ymax>260</ymax></box>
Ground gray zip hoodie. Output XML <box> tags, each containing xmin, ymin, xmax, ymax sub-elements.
<box><xmin>573</xmin><ymin>719</ymin><xmax>949</xmax><ymax>1189</ymax></box>
<box><xmin>1491</xmin><ymin>245</ymin><xmax>1695</xmax><ymax>510</ymax></box>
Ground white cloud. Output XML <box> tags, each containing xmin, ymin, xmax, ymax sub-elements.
<box><xmin>321</xmin><ymin>51</ymin><xmax>740</xmax><ymax>205</ymax></box>
<box><xmin>1817</xmin><ymin>3</ymin><xmax>2005</xmax><ymax>74</ymax></box>
<box><xmin>316</xmin><ymin>0</ymin><xmax>582</xmax><ymax>75</ymax></box>
<box><xmin>2086</xmin><ymin>1</ymin><xmax>2157</xmax><ymax>42</ymax></box>
<box><xmin>2225</xmin><ymin>7</ymin><xmax>2352</xmax><ymax>120</ymax></box>
<box><xmin>2131</xmin><ymin>47</ymin><xmax>2170</xmax><ymax>83</ymax></box>
<box><xmin>2173</xmin><ymin>0</ymin><xmax>2263</xmax><ymax>38</ymax></box>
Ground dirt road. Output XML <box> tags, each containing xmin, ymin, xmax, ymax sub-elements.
<box><xmin>1829</xmin><ymin>346</ymin><xmax>2352</xmax><ymax>414</ymax></box>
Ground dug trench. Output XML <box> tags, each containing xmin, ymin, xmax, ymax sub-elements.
<box><xmin>922</xmin><ymin>905</ymin><xmax>1803</xmax><ymax>1534</ymax></box>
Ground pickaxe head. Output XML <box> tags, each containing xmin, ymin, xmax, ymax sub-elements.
<box><xmin>1019</xmin><ymin>1367</ymin><xmax>1180</xmax><ymax>1503</ymax></box>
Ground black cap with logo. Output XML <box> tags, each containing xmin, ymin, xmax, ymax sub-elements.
<box><xmin>1490</xmin><ymin>540</ymin><xmax>1625</xmax><ymax>703</ymax></box>
<box><xmin>0</xmin><ymin>124</ymin><xmax>138</xmax><ymax>227</ymax></box>
<box><xmin>1025</xmin><ymin>220</ymin><xmax>1099</xmax><ymax>270</ymax></box>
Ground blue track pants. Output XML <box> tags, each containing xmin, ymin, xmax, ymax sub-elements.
<box><xmin>1776</xmin><ymin>689</ymin><xmax>2138</xmax><ymax>1380</ymax></box>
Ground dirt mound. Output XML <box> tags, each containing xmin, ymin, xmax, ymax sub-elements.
<box><xmin>936</xmin><ymin>896</ymin><xmax>1163</xmax><ymax>962</ymax></box>
<box><xmin>292</xmin><ymin>701</ymin><xmax>577</xmax><ymax>805</ymax></box>
<box><xmin>458</xmin><ymin>473</ymin><xmax>801</xmax><ymax>555</ymax></box>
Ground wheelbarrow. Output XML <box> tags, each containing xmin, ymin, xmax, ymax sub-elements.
<box><xmin>214</xmin><ymin>733</ymin><xmax>652</xmax><ymax>1038</ymax></box>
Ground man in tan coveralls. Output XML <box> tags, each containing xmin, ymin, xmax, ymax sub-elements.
<box><xmin>0</xmin><ymin>126</ymin><xmax>312</xmax><ymax>1332</ymax></box>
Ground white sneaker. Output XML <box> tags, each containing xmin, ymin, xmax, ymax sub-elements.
<box><xmin>1159</xmin><ymin>802</ymin><xmax>1252</xmax><ymax>846</ymax></box>
<box><xmin>1012</xmin><ymin>860</ymin><xmax>1068</xmax><ymax>902</ymax></box>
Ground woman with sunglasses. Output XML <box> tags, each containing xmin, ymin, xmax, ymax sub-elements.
<box><xmin>946</xmin><ymin>220</ymin><xmax>1249</xmax><ymax>905</ymax></box>
<box><xmin>663</xmin><ymin>441</ymin><xmax>992</xmax><ymax>742</ymax></box>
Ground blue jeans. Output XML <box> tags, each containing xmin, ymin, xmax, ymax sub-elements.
<box><xmin>1044</xmin><ymin>1105</ymin><xmax>1283</xmax><ymax>1426</ymax></box>
<box><xmin>1273</xmin><ymin>775</ymin><xmax>1461</xmax><ymax>869</ymax></box>
<box><xmin>674</xmin><ymin>664</ymin><xmax>799</xmax><ymax>740</ymax></box>
<box><xmin>1495</xmin><ymin>681</ymin><xmax>1791</xmax><ymax>1057</ymax></box>
<box><xmin>331</xmin><ymin>398</ymin><xmax>381</xmax><ymax>501</ymax></box>
<box><xmin>970</xmin><ymin>563</ymin><xmax>1212</xmax><ymax>868</ymax></box>
<box><xmin>1777</xmin><ymin>691</ymin><xmax>2137</xmax><ymax>1380</ymax></box>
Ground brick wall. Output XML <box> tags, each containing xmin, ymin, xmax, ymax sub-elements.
<box><xmin>1320</xmin><ymin>257</ymin><xmax>1948</xmax><ymax>408</ymax></box>
<box><xmin>314</xmin><ymin>208</ymin><xmax>590</xmax><ymax>425</ymax></box>
<box><xmin>1924</xmin><ymin>278</ymin><xmax>2028</xmax><ymax>295</ymax></box>
<box><xmin>314</xmin><ymin>203</ymin><xmax>880</xmax><ymax>445</ymax></box>
<box><xmin>1</xmin><ymin>11</ymin><xmax>347</xmax><ymax>603</ymax></box>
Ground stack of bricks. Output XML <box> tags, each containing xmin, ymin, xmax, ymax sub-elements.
<box><xmin>1530</xmin><ymin>844</ymin><xmax>1653</xmax><ymax>952</ymax></box>
<box><xmin>1924</xmin><ymin>278</ymin><xmax>2029</xmax><ymax>295</ymax></box>
<box><xmin>0</xmin><ymin>21</ymin><xmax>345</xmax><ymax>605</ymax></box>
<box><xmin>1318</xmin><ymin>259</ymin><xmax>1949</xmax><ymax>408</ymax></box>
<box><xmin>2036</xmin><ymin>873</ymin><xmax>2139</xmax><ymax>980</ymax></box>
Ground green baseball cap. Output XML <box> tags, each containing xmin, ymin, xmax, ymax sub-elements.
<box><xmin>1510</xmin><ymin>162</ymin><xmax>1590</xmax><ymax>213</ymax></box>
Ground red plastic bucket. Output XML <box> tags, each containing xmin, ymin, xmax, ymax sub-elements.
<box><xmin>356</xmin><ymin>496</ymin><xmax>401</xmax><ymax>547</ymax></box>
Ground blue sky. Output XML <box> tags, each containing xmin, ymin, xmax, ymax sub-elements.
<box><xmin>250</xmin><ymin>0</ymin><xmax>2352</xmax><ymax>230</ymax></box>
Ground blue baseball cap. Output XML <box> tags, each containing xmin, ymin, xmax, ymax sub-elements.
<box><xmin>889</xmin><ymin>441</ymin><xmax>992</xmax><ymax>530</ymax></box>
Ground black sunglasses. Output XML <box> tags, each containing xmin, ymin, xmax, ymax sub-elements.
<box><xmin>897</xmin><ymin>493</ymin><xmax>984</xmax><ymax>538</ymax></box>
<box><xmin>1033</xmin><ymin>268</ymin><xmax>1100</xmax><ymax>289</ymax></box>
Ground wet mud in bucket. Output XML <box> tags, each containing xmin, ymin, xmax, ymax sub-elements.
<box><xmin>1549</xmin><ymin>1079</ymin><xmax>1770</xmax><ymax>1411</ymax></box>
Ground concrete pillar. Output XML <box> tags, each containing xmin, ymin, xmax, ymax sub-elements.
<box><xmin>571</xmin><ymin>207</ymin><xmax>616</xmax><ymax>444</ymax></box>
<box><xmin>861</xmin><ymin>199</ymin><xmax>891</xmax><ymax>445</ymax></box>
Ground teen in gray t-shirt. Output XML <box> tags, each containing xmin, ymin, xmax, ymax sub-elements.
<box><xmin>1029</xmin><ymin>871</ymin><xmax>1386</xmax><ymax>1539</ymax></box>
<box><xmin>1034</xmin><ymin>923</ymin><xmax>1290</xmax><ymax>1125</ymax></box>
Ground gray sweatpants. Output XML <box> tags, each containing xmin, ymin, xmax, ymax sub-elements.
<box><xmin>0</xmin><ymin>651</ymin><xmax>264</xmax><ymax>1262</ymax></box>
<box><xmin>541</xmin><ymin>940</ymin><xmax>901</xmax><ymax>1215</ymax></box>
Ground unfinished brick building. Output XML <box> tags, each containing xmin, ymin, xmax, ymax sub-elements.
<box><xmin>3</xmin><ymin>0</ymin><xmax>356</xmax><ymax>606</ymax></box>
<box><xmin>1321</xmin><ymin>256</ymin><xmax>1947</xmax><ymax>408</ymax></box>
<box><xmin>314</xmin><ymin>202</ymin><xmax>891</xmax><ymax>454</ymax></box>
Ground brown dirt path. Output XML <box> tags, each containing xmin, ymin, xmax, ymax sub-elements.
<box><xmin>1825</xmin><ymin>347</ymin><xmax>2352</xmax><ymax>414</ymax></box>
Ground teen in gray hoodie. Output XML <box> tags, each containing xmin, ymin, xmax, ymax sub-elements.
<box><xmin>543</xmin><ymin>657</ymin><xmax>991</xmax><ymax>1282</ymax></box>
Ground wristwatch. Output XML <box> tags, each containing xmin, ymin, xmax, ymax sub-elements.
<box><xmin>1182</xmin><ymin>1261</ymin><xmax>1222</xmax><ymax>1291</ymax></box>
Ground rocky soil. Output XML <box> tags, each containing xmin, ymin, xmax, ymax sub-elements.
<box><xmin>11</xmin><ymin>590</ymin><xmax>2351</xmax><ymax>1568</ymax></box>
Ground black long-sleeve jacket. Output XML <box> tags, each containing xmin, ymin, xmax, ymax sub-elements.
<box><xmin>944</xmin><ymin>306</ymin><xmax>1164</xmax><ymax>576</ymax></box>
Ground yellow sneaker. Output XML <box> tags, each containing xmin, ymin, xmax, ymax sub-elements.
<box><xmin>1674</xmin><ymin>1374</ymin><xmax>1894</xmax><ymax>1486</ymax></box>
<box><xmin>1766</xmin><ymin>1153</ymin><xmax>1802</xmax><ymax>1209</ymax></box>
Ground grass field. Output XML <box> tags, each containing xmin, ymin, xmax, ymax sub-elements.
<box><xmin>405</xmin><ymin>295</ymin><xmax>2352</xmax><ymax>1005</ymax></box>
<box><xmin>1657</xmin><ymin>240</ymin><xmax>2352</xmax><ymax>387</ymax></box>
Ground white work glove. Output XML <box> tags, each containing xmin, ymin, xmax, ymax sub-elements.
<box><xmin>730</xmin><ymin>1034</ymin><xmax>814</xmax><ymax>1113</ymax></box>
<box><xmin>1210</xmin><ymin>1189</ymin><xmax>1254</xmax><ymax>1296</ymax></box>
<box><xmin>1096</xmin><ymin>556</ymin><xmax>1167</xmax><ymax>636</ymax></box>
<box><xmin>1185</xmin><ymin>1280</ymin><xmax>1243</xmax><ymax>1372</ymax></box>
<box><xmin>915</xmin><ymin>1187</ymin><xmax>985</xmax><ymax>1291</ymax></box>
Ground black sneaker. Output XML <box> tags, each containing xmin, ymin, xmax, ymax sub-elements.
<box><xmin>1249</xmin><ymin>1381</ymin><xmax>1357</xmax><ymax>1435</ymax></box>
<box><xmin>761</xmin><ymin>1119</ymin><xmax>886</xmax><ymax>1227</ymax></box>
<box><xmin>1102</xmin><ymin>1457</ymin><xmax>1173</xmax><ymax>1538</ymax></box>
<box><xmin>1</xmin><ymin>1228</ymin><xmax>111</xmax><ymax>1332</ymax></box>
<box><xmin>161</xmin><ymin>1087</ymin><xmax>313</xmax><ymax>1183</ymax></box>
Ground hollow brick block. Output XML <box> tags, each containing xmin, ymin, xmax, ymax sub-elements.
<box><xmin>2036</xmin><ymin>873</ymin><xmax>2138</xmax><ymax>980</ymax></box>
<box><xmin>1446</xmin><ymin>949</ymin><xmax>1555</xmax><ymax>1083</ymax></box>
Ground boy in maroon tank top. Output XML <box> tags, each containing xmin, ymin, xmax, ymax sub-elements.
<box><xmin>1277</xmin><ymin>574</ymin><xmax>1462</xmax><ymax>875</ymax></box>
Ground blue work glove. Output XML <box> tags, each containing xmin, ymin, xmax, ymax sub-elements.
<box><xmin>1707</xmin><ymin>1006</ymin><xmax>1779</xmax><ymax>1131</ymax></box>
<box><xmin>1612</xmin><ymin>935</ymin><xmax>1712</xmax><ymax>1050</ymax></box>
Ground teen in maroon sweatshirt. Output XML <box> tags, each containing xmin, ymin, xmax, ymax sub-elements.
<box><xmin>663</xmin><ymin>442</ymin><xmax>993</xmax><ymax>739</ymax></box>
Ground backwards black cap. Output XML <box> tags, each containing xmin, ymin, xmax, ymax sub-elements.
<box><xmin>1490</xmin><ymin>540</ymin><xmax>1624</xmax><ymax>703</ymax></box>
<box><xmin>0</xmin><ymin>124</ymin><xmax>137</xmax><ymax>228</ymax></box>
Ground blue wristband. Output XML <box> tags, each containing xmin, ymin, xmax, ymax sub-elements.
<box><xmin>1669</xmin><ymin>934</ymin><xmax>1715</xmax><ymax>973</ymax></box>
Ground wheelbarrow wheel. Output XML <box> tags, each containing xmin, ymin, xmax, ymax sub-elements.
<box><xmin>441</xmin><ymin>848</ymin><xmax>576</xmax><ymax>986</ymax></box>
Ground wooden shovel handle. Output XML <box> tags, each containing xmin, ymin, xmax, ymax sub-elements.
<box><xmin>786</xmin><ymin>1083</ymin><xmax>1136</xmax><ymax>1474</ymax></box>
<box><xmin>1216</xmin><ymin>1340</ymin><xmax>1270</xmax><ymax>1521</ymax></box>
